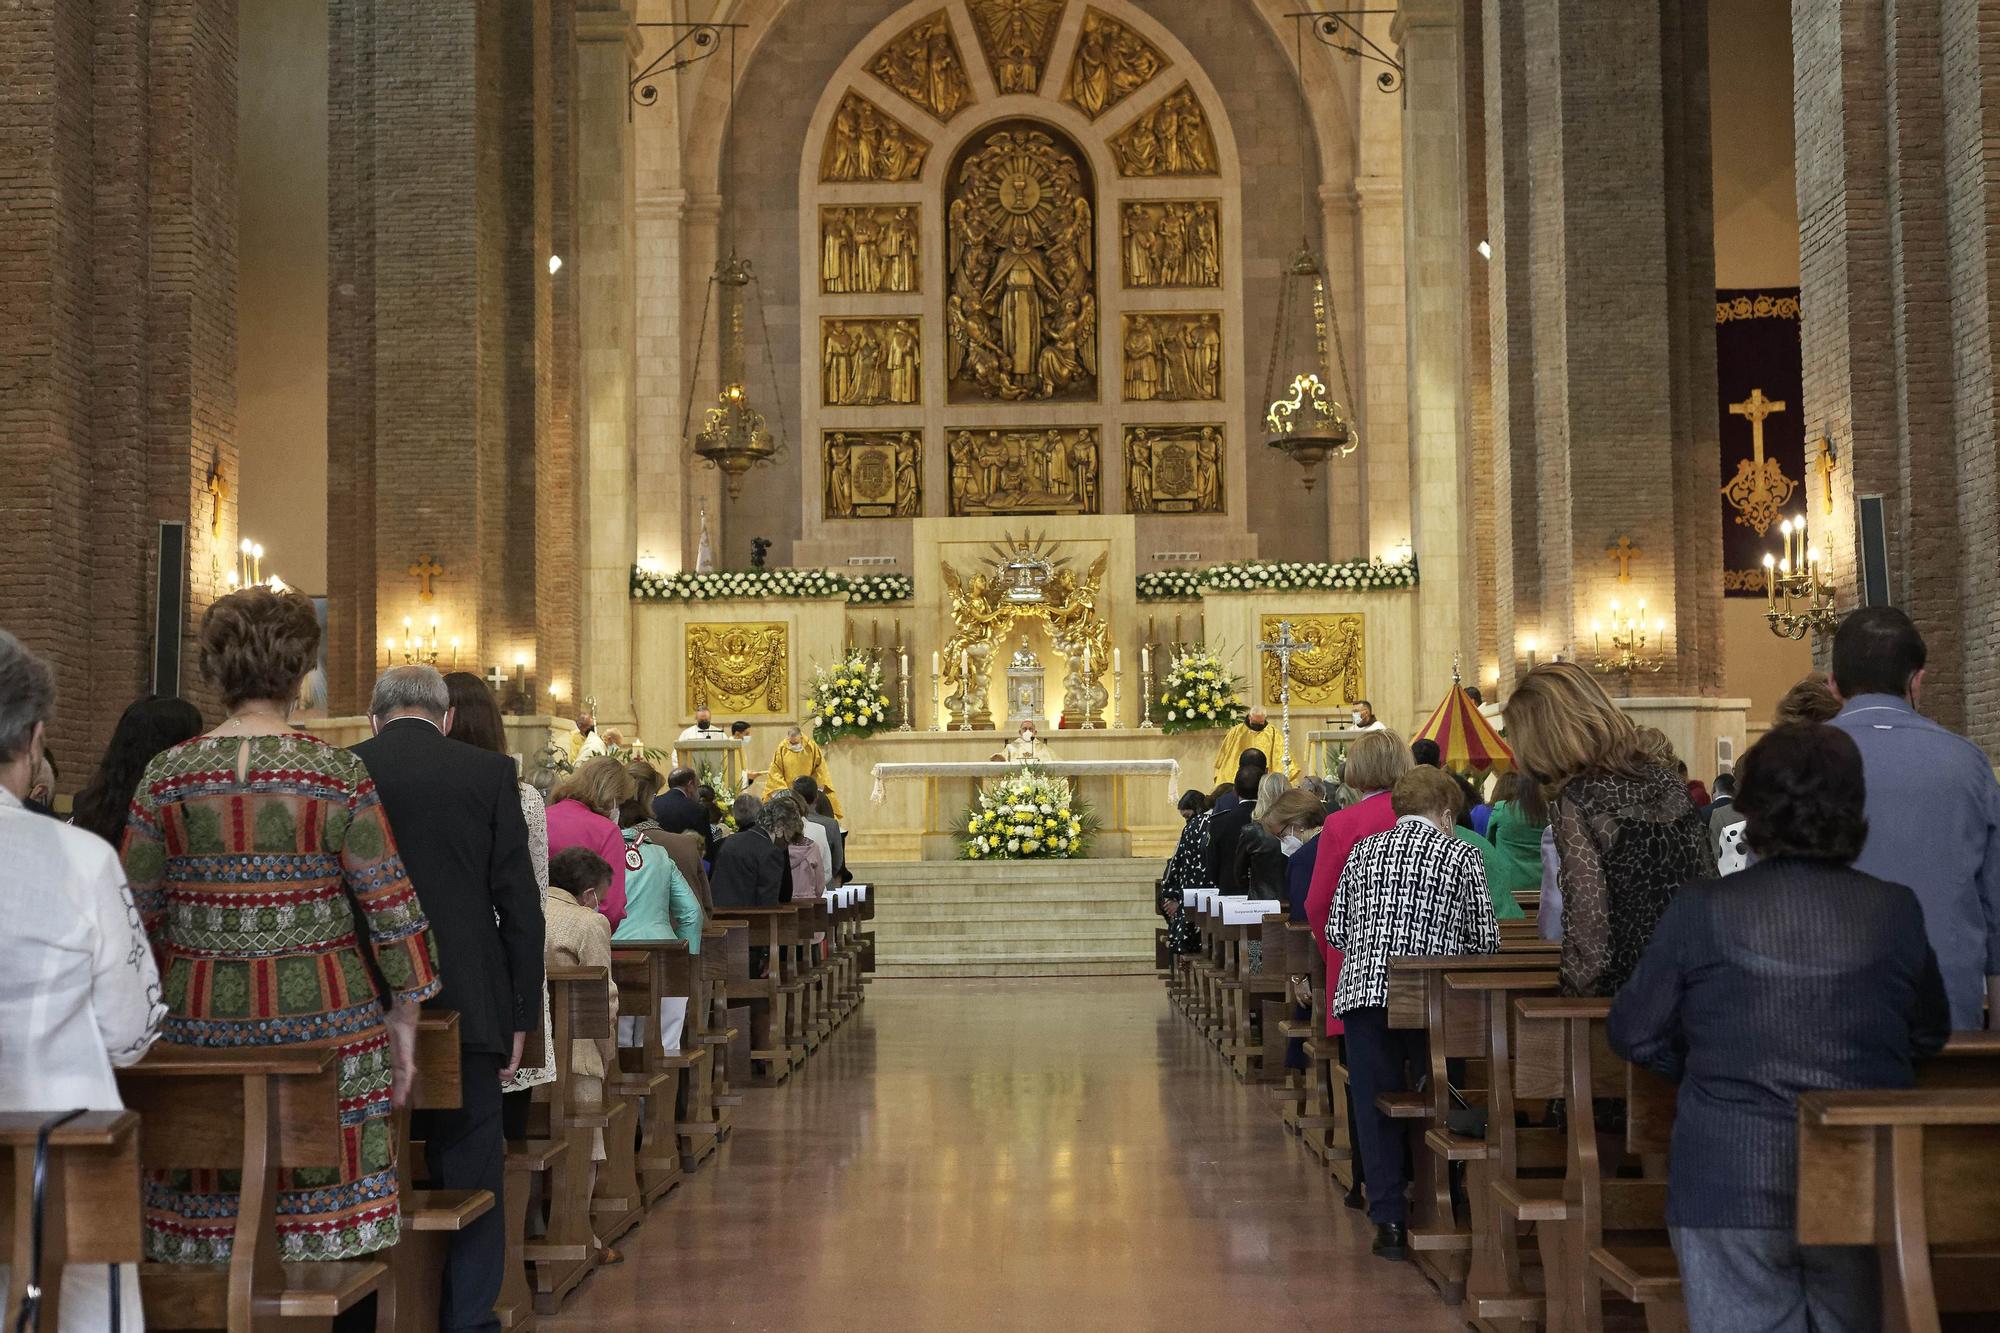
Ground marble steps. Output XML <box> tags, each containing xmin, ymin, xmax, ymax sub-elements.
<box><xmin>866</xmin><ymin>856</ymin><xmax>1159</xmax><ymax>977</ymax></box>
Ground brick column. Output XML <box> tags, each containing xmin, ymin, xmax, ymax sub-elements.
<box><xmin>0</xmin><ymin>0</ymin><xmax>238</xmax><ymax>766</ymax></box>
<box><xmin>1509</xmin><ymin>0</ymin><xmax>1719</xmax><ymax>695</ymax></box>
<box><xmin>575</xmin><ymin>1</ymin><xmax>640</xmax><ymax>725</ymax></box>
<box><xmin>1397</xmin><ymin>0</ymin><xmax>1478</xmax><ymax>696</ymax></box>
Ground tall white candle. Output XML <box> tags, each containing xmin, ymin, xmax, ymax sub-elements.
<box><xmin>1113</xmin><ymin>648</ymin><xmax>1121</xmax><ymax>674</ymax></box>
<box><xmin>932</xmin><ymin>651</ymin><xmax>941</xmax><ymax>678</ymax></box>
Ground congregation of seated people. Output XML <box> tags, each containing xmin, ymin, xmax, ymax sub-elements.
<box><xmin>0</xmin><ymin>584</ymin><xmax>861</xmax><ymax>1331</ymax></box>
<box><xmin>1159</xmin><ymin>605</ymin><xmax>2000</xmax><ymax>1332</ymax></box>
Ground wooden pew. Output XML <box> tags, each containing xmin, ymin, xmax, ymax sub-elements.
<box><xmin>526</xmin><ymin>967</ymin><xmax>613</xmax><ymax>1314</ymax></box>
<box><xmin>1798</xmin><ymin>1086</ymin><xmax>2000</xmax><ymax>1331</ymax></box>
<box><xmin>0</xmin><ymin>1110</ymin><xmax>142</xmax><ymax>1330</ymax></box>
<box><xmin>715</xmin><ymin>905</ymin><xmax>807</xmax><ymax>1085</ymax></box>
<box><xmin>391</xmin><ymin>1012</ymin><xmax>497</xmax><ymax>1333</ymax></box>
<box><xmin>691</xmin><ymin>920</ymin><xmax>742</xmax><ymax>1150</ymax></box>
<box><xmin>610</xmin><ymin>939</ymin><xmax>694</xmax><ymax>1203</ymax></box>
<box><xmin>118</xmin><ymin>1046</ymin><xmax>387</xmax><ymax>1330</ymax></box>
<box><xmin>499</xmin><ymin>1015</ymin><xmax>560</xmax><ymax>1333</ymax></box>
<box><xmin>1384</xmin><ymin>946</ymin><xmax>1560</xmax><ymax>1304</ymax></box>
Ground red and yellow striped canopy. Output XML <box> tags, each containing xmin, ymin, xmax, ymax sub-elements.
<box><xmin>1414</xmin><ymin>683</ymin><xmax>1515</xmax><ymax>776</ymax></box>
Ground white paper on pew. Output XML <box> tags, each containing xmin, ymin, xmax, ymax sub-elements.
<box><xmin>617</xmin><ymin>1015</ymin><xmax>643</xmax><ymax>1047</ymax></box>
<box><xmin>1182</xmin><ymin>888</ymin><xmax>1198</xmax><ymax>907</ymax></box>
<box><xmin>1223</xmin><ymin>899</ymin><xmax>1282</xmax><ymax>925</ymax></box>
<box><xmin>658</xmin><ymin>997</ymin><xmax>687</xmax><ymax>1053</ymax></box>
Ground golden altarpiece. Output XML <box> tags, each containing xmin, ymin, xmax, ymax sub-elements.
<box><xmin>627</xmin><ymin>1</ymin><xmax>1425</xmax><ymax>862</ymax></box>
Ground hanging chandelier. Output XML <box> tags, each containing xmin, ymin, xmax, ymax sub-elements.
<box><xmin>1262</xmin><ymin>19</ymin><xmax>1362</xmax><ymax>491</ymax></box>
<box><xmin>675</xmin><ymin>26</ymin><xmax>786</xmax><ymax>498</ymax></box>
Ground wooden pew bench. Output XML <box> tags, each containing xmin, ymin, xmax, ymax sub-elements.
<box><xmin>118</xmin><ymin>1046</ymin><xmax>386</xmax><ymax>1330</ymax></box>
<box><xmin>525</xmin><ymin>967</ymin><xmax>615</xmax><ymax>1314</ymax></box>
<box><xmin>610</xmin><ymin>938</ymin><xmax>695</xmax><ymax>1201</ymax></box>
<box><xmin>1798</xmin><ymin>1086</ymin><xmax>2000</xmax><ymax>1331</ymax></box>
<box><xmin>393</xmin><ymin>1012</ymin><xmax>498</xmax><ymax>1333</ymax></box>
<box><xmin>0</xmin><ymin>1110</ymin><xmax>142</xmax><ymax>1330</ymax></box>
<box><xmin>715</xmin><ymin>906</ymin><xmax>807</xmax><ymax>1085</ymax></box>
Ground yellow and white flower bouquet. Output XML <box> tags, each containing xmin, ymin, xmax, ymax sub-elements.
<box><xmin>959</xmin><ymin>768</ymin><xmax>1095</xmax><ymax>861</ymax></box>
<box><xmin>1158</xmin><ymin>647</ymin><xmax>1247</xmax><ymax>734</ymax></box>
<box><xmin>804</xmin><ymin>651</ymin><xmax>895</xmax><ymax>744</ymax></box>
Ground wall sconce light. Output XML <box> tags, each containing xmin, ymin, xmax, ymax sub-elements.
<box><xmin>1591</xmin><ymin>598</ymin><xmax>1669</xmax><ymax>677</ymax></box>
<box><xmin>1763</xmin><ymin>514</ymin><xmax>1840</xmax><ymax>640</ymax></box>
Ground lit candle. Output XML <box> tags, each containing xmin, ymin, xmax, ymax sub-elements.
<box><xmin>1141</xmin><ymin>645</ymin><xmax>1151</xmax><ymax>674</ymax></box>
<box><xmin>385</xmin><ymin>637</ymin><xmax>396</xmax><ymax>666</ymax></box>
<box><xmin>1763</xmin><ymin>553</ymin><xmax>1776</xmax><ymax>604</ymax></box>
<box><xmin>403</xmin><ymin>616</ymin><xmax>413</xmax><ymax>635</ymax></box>
<box><xmin>450</xmin><ymin>636</ymin><xmax>461</xmax><ymax>666</ymax></box>
<box><xmin>1779</xmin><ymin>518</ymin><xmax>1793</xmax><ymax>571</ymax></box>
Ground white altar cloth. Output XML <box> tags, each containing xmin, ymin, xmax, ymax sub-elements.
<box><xmin>868</xmin><ymin>758</ymin><xmax>1181</xmax><ymax>804</ymax></box>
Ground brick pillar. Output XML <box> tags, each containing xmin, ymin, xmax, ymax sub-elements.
<box><xmin>575</xmin><ymin>1</ymin><xmax>640</xmax><ymax>725</ymax></box>
<box><xmin>1456</xmin><ymin>0</ymin><xmax>1499</xmax><ymax>690</ymax></box>
<box><xmin>1481</xmin><ymin>0</ymin><xmax>1541</xmax><ymax>698</ymax></box>
<box><xmin>0</xmin><ymin>0</ymin><xmax>237</xmax><ymax>771</ymax></box>
<box><xmin>328</xmin><ymin>1</ymin><xmax>572</xmax><ymax>713</ymax></box>
<box><xmin>1397</xmin><ymin>0</ymin><xmax>1479</xmax><ymax>696</ymax></box>
<box><xmin>1794</xmin><ymin>0</ymin><xmax>2000</xmax><ymax>745</ymax></box>
<box><xmin>1352</xmin><ymin>172</ymin><xmax>1407</xmax><ymax>563</ymax></box>
<box><xmin>1507</xmin><ymin>0</ymin><xmax>1719</xmax><ymax>695</ymax></box>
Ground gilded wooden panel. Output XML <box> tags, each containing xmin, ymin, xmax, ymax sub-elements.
<box><xmin>1260</xmin><ymin>614</ymin><xmax>1365</xmax><ymax>708</ymax></box>
<box><xmin>946</xmin><ymin>120</ymin><xmax>1098</xmax><ymax>403</ymax></box>
<box><xmin>824</xmin><ymin>430</ymin><xmax>922</xmax><ymax>519</ymax></box>
<box><xmin>966</xmin><ymin>0</ymin><xmax>1066</xmax><ymax>94</ymax></box>
<box><xmin>1119</xmin><ymin>200</ymin><xmax>1220</xmax><ymax>288</ymax></box>
<box><xmin>946</xmin><ymin>427</ymin><xmax>1100</xmax><ymax>516</ymax></box>
<box><xmin>820</xmin><ymin>92</ymin><xmax>930</xmax><ymax>182</ymax></box>
<box><xmin>822</xmin><ymin>318</ymin><xmax>922</xmax><ymax>407</ymax></box>
<box><xmin>1120</xmin><ymin>312</ymin><xmax>1221</xmax><ymax>402</ymax></box>
<box><xmin>1061</xmin><ymin>8</ymin><xmax>1165</xmax><ymax>120</ymax></box>
<box><xmin>866</xmin><ymin>11</ymin><xmax>973</xmax><ymax>123</ymax></box>
<box><xmin>1108</xmin><ymin>83</ymin><xmax>1217</xmax><ymax>177</ymax></box>
<box><xmin>686</xmin><ymin>622</ymin><xmax>790</xmax><ymax>715</ymax></box>
<box><xmin>820</xmin><ymin>206</ymin><xmax>921</xmax><ymax>295</ymax></box>
<box><xmin>1125</xmin><ymin>424</ymin><xmax>1224</xmax><ymax>514</ymax></box>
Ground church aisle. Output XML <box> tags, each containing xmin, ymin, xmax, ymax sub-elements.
<box><xmin>543</xmin><ymin>978</ymin><xmax>1465</xmax><ymax>1331</ymax></box>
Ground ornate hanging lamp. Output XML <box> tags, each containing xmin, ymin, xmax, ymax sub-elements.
<box><xmin>1261</xmin><ymin>18</ymin><xmax>1362</xmax><ymax>491</ymax></box>
<box><xmin>678</xmin><ymin>26</ymin><xmax>787</xmax><ymax>498</ymax></box>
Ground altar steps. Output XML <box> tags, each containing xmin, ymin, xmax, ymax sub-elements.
<box><xmin>864</xmin><ymin>858</ymin><xmax>1159</xmax><ymax>978</ymax></box>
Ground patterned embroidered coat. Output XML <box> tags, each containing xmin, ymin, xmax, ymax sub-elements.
<box><xmin>122</xmin><ymin>733</ymin><xmax>441</xmax><ymax>1263</ymax></box>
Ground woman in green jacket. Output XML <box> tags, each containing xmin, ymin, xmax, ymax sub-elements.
<box><xmin>1483</xmin><ymin>772</ymin><xmax>1549</xmax><ymax>909</ymax></box>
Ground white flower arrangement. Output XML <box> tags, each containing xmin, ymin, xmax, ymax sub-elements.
<box><xmin>803</xmin><ymin>650</ymin><xmax>894</xmax><ymax>745</ymax></box>
<box><xmin>1157</xmin><ymin>646</ymin><xmax>1248</xmax><ymax>735</ymax></box>
<box><xmin>960</xmin><ymin>768</ymin><xmax>1094</xmax><ymax>861</ymax></box>
<box><xmin>628</xmin><ymin>567</ymin><xmax>913</xmax><ymax>604</ymax></box>
<box><xmin>1135</xmin><ymin>555</ymin><xmax>1419</xmax><ymax>601</ymax></box>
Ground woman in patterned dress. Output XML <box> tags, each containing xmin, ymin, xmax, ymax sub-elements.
<box><xmin>1503</xmin><ymin>662</ymin><xmax>1716</xmax><ymax>997</ymax></box>
<box><xmin>122</xmin><ymin>587</ymin><xmax>441</xmax><ymax>1264</ymax></box>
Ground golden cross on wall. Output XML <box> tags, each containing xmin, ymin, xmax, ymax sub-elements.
<box><xmin>1815</xmin><ymin>436</ymin><xmax>1837</xmax><ymax>515</ymax></box>
<box><xmin>408</xmin><ymin>553</ymin><xmax>445</xmax><ymax>602</ymax></box>
<box><xmin>1722</xmin><ymin>387</ymin><xmax>1795</xmax><ymax>535</ymax></box>
<box><xmin>205</xmin><ymin>465</ymin><xmax>229</xmax><ymax>539</ymax></box>
<box><xmin>1606</xmin><ymin>536</ymin><xmax>1641</xmax><ymax>583</ymax></box>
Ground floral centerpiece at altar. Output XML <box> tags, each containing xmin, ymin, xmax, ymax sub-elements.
<box><xmin>1158</xmin><ymin>647</ymin><xmax>1248</xmax><ymax>734</ymax></box>
<box><xmin>804</xmin><ymin>651</ymin><xmax>894</xmax><ymax>744</ymax></box>
<box><xmin>1135</xmin><ymin>556</ymin><xmax>1419</xmax><ymax>601</ymax></box>
<box><xmin>959</xmin><ymin>768</ymin><xmax>1094</xmax><ymax>861</ymax></box>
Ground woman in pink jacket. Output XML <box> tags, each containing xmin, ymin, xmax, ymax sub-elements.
<box><xmin>546</xmin><ymin>757</ymin><xmax>637</xmax><ymax>929</ymax></box>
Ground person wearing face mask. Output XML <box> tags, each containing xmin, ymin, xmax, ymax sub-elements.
<box><xmin>1349</xmin><ymin>700</ymin><xmax>1387</xmax><ymax>733</ymax></box>
<box><xmin>761</xmin><ymin>725</ymin><xmax>844</xmax><ymax>821</ymax></box>
<box><xmin>1239</xmin><ymin>789</ymin><xmax>1327</xmax><ymax>901</ymax></box>
<box><xmin>1210</xmin><ymin>705</ymin><xmax>1299</xmax><ymax>787</ymax></box>
<box><xmin>1004</xmin><ymin>720</ymin><xmax>1052</xmax><ymax>763</ymax></box>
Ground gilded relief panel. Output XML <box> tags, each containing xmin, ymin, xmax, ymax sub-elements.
<box><xmin>866</xmin><ymin>12</ymin><xmax>973</xmax><ymax>123</ymax></box>
<box><xmin>1125</xmin><ymin>424</ymin><xmax>1224</xmax><ymax>514</ymax></box>
<box><xmin>947</xmin><ymin>427</ymin><xmax>1101</xmax><ymax>516</ymax></box>
<box><xmin>1108</xmin><ymin>84</ymin><xmax>1218</xmax><ymax>177</ymax></box>
<box><xmin>1121</xmin><ymin>312</ymin><xmax>1221</xmax><ymax>402</ymax></box>
<box><xmin>822</xmin><ymin>318</ymin><xmax>922</xmax><ymax>407</ymax></box>
<box><xmin>1119</xmin><ymin>200</ymin><xmax>1220</xmax><ymax>288</ymax></box>
<box><xmin>1062</xmin><ymin>8</ymin><xmax>1166</xmax><ymax>120</ymax></box>
<box><xmin>945</xmin><ymin>120</ymin><xmax>1098</xmax><ymax>403</ymax></box>
<box><xmin>824</xmin><ymin>430</ymin><xmax>923</xmax><ymax>519</ymax></box>
<box><xmin>966</xmin><ymin>0</ymin><xmax>1066</xmax><ymax>94</ymax></box>
<box><xmin>686</xmin><ymin>622</ymin><xmax>791</xmax><ymax>715</ymax></box>
<box><xmin>1259</xmin><ymin>614</ymin><xmax>1366</xmax><ymax>708</ymax></box>
<box><xmin>820</xmin><ymin>206</ymin><xmax>921</xmax><ymax>295</ymax></box>
<box><xmin>821</xmin><ymin>92</ymin><xmax>930</xmax><ymax>182</ymax></box>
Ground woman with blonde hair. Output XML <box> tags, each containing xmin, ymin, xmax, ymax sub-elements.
<box><xmin>1505</xmin><ymin>662</ymin><xmax>1714</xmax><ymax>996</ymax></box>
<box><xmin>547</xmin><ymin>756</ymin><xmax>638</xmax><ymax>929</ymax></box>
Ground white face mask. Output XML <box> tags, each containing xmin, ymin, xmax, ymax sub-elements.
<box><xmin>790</xmin><ymin>741</ymin><xmax>805</xmax><ymax>752</ymax></box>
<box><xmin>1279</xmin><ymin>833</ymin><xmax>1303</xmax><ymax>856</ymax></box>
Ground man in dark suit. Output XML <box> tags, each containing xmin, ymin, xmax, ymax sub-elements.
<box><xmin>651</xmin><ymin>766</ymin><xmax>716</xmax><ymax>860</ymax></box>
<box><xmin>352</xmin><ymin>666</ymin><xmax>542</xmax><ymax>1333</ymax></box>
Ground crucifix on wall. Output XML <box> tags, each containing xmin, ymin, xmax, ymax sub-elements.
<box><xmin>409</xmin><ymin>553</ymin><xmax>445</xmax><ymax>603</ymax></box>
<box><xmin>205</xmin><ymin>464</ymin><xmax>229</xmax><ymax>540</ymax></box>
<box><xmin>1814</xmin><ymin>436</ymin><xmax>1837</xmax><ymax>515</ymax></box>
<box><xmin>1606</xmin><ymin>536</ymin><xmax>1641</xmax><ymax>584</ymax></box>
<box><xmin>1256</xmin><ymin>619</ymin><xmax>1306</xmax><ymax>758</ymax></box>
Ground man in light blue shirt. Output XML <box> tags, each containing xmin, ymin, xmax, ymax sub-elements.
<box><xmin>1828</xmin><ymin>607</ymin><xmax>2000</xmax><ymax>1029</ymax></box>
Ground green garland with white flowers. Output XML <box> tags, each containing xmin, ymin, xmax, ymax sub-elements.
<box><xmin>630</xmin><ymin>567</ymin><xmax>912</xmax><ymax>604</ymax></box>
<box><xmin>1136</xmin><ymin>557</ymin><xmax>1418</xmax><ymax>602</ymax></box>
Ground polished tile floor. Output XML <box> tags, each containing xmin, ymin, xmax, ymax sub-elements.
<box><xmin>545</xmin><ymin>978</ymin><xmax>1467</xmax><ymax>1331</ymax></box>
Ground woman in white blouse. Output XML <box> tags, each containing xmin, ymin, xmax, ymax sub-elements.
<box><xmin>0</xmin><ymin>630</ymin><xmax>164</xmax><ymax>1329</ymax></box>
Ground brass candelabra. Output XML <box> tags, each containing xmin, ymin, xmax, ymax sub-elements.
<box><xmin>1590</xmin><ymin>599</ymin><xmax>1667</xmax><ymax>678</ymax></box>
<box><xmin>1762</xmin><ymin>517</ymin><xmax>1840</xmax><ymax>641</ymax></box>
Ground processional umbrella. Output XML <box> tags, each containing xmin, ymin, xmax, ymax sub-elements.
<box><xmin>1413</xmin><ymin>668</ymin><xmax>1514</xmax><ymax>777</ymax></box>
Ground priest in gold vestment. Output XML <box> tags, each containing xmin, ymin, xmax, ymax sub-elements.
<box><xmin>1210</xmin><ymin>707</ymin><xmax>1299</xmax><ymax>786</ymax></box>
<box><xmin>763</xmin><ymin>726</ymin><xmax>845</xmax><ymax>821</ymax></box>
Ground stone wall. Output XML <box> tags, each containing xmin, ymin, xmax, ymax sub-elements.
<box><xmin>0</xmin><ymin>0</ymin><xmax>239</xmax><ymax>774</ymax></box>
